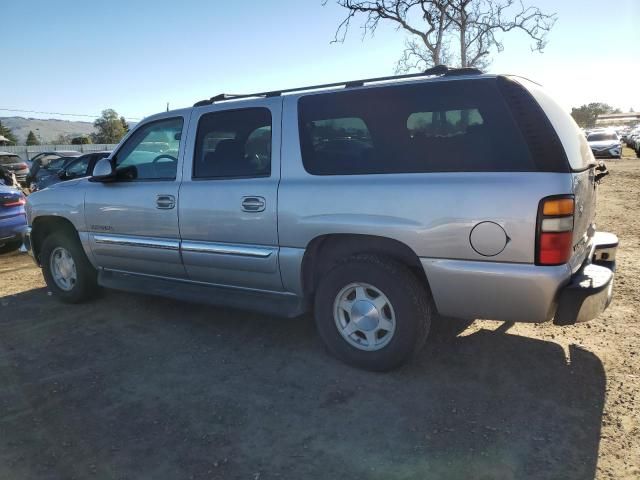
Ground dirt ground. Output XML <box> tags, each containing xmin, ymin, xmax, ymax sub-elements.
<box><xmin>0</xmin><ymin>152</ymin><xmax>638</xmax><ymax>480</ymax></box>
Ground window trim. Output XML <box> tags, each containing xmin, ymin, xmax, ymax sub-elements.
<box><xmin>192</xmin><ymin>106</ymin><xmax>273</xmax><ymax>181</ymax></box>
<box><xmin>111</xmin><ymin>116</ymin><xmax>184</xmax><ymax>183</ymax></box>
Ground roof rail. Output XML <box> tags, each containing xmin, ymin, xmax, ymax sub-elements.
<box><xmin>192</xmin><ymin>65</ymin><xmax>483</xmax><ymax>107</ymax></box>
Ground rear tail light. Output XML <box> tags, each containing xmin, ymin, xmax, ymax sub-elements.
<box><xmin>536</xmin><ymin>196</ymin><xmax>574</xmax><ymax>266</ymax></box>
<box><xmin>1</xmin><ymin>196</ymin><xmax>26</xmax><ymax>207</ymax></box>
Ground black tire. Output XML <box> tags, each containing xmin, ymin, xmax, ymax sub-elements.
<box><xmin>314</xmin><ymin>254</ymin><xmax>432</xmax><ymax>371</ymax></box>
<box><xmin>41</xmin><ymin>232</ymin><xmax>98</xmax><ymax>303</ymax></box>
<box><xmin>0</xmin><ymin>240</ymin><xmax>22</xmax><ymax>254</ymax></box>
<box><xmin>636</xmin><ymin>149</ymin><xmax>640</xmax><ymax>159</ymax></box>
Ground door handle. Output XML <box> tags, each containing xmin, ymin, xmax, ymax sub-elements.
<box><xmin>241</xmin><ymin>196</ymin><xmax>266</xmax><ymax>212</ymax></box>
<box><xmin>156</xmin><ymin>194</ymin><xmax>175</xmax><ymax>209</ymax></box>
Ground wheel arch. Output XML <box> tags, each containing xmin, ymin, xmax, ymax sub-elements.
<box><xmin>31</xmin><ymin>215</ymin><xmax>80</xmax><ymax>265</ymax></box>
<box><xmin>300</xmin><ymin>233</ymin><xmax>430</xmax><ymax>299</ymax></box>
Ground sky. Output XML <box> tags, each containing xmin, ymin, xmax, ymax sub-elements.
<box><xmin>1</xmin><ymin>0</ymin><xmax>639</xmax><ymax>122</ymax></box>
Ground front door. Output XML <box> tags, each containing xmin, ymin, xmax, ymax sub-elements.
<box><xmin>85</xmin><ymin>116</ymin><xmax>187</xmax><ymax>278</ymax></box>
<box><xmin>179</xmin><ymin>99</ymin><xmax>282</xmax><ymax>291</ymax></box>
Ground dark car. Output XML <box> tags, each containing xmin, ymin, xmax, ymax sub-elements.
<box><xmin>27</xmin><ymin>150</ymin><xmax>82</xmax><ymax>191</ymax></box>
<box><xmin>35</xmin><ymin>151</ymin><xmax>111</xmax><ymax>190</ymax></box>
<box><xmin>0</xmin><ymin>183</ymin><xmax>27</xmax><ymax>254</ymax></box>
<box><xmin>0</xmin><ymin>152</ymin><xmax>30</xmax><ymax>186</ymax></box>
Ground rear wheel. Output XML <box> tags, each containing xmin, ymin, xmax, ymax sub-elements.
<box><xmin>314</xmin><ymin>254</ymin><xmax>431</xmax><ymax>371</ymax></box>
<box><xmin>41</xmin><ymin>232</ymin><xmax>98</xmax><ymax>303</ymax></box>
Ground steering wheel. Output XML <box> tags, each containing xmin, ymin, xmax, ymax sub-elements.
<box><xmin>152</xmin><ymin>154</ymin><xmax>178</xmax><ymax>165</ymax></box>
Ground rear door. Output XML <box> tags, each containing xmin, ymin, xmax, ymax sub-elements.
<box><xmin>178</xmin><ymin>98</ymin><xmax>282</xmax><ymax>291</ymax></box>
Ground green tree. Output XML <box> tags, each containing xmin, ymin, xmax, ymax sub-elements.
<box><xmin>53</xmin><ymin>134</ymin><xmax>72</xmax><ymax>145</ymax></box>
<box><xmin>26</xmin><ymin>130</ymin><xmax>40</xmax><ymax>146</ymax></box>
<box><xmin>570</xmin><ymin>103</ymin><xmax>616</xmax><ymax>128</ymax></box>
<box><xmin>0</xmin><ymin>120</ymin><xmax>18</xmax><ymax>145</ymax></box>
<box><xmin>94</xmin><ymin>109</ymin><xmax>127</xmax><ymax>143</ymax></box>
<box><xmin>120</xmin><ymin>116</ymin><xmax>130</xmax><ymax>134</ymax></box>
<box><xmin>71</xmin><ymin>135</ymin><xmax>92</xmax><ymax>145</ymax></box>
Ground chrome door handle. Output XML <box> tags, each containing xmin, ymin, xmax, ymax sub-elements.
<box><xmin>241</xmin><ymin>196</ymin><xmax>266</xmax><ymax>212</ymax></box>
<box><xmin>156</xmin><ymin>194</ymin><xmax>175</xmax><ymax>209</ymax></box>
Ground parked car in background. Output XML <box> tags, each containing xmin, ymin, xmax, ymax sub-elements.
<box><xmin>0</xmin><ymin>152</ymin><xmax>30</xmax><ymax>186</ymax></box>
<box><xmin>587</xmin><ymin>130</ymin><xmax>622</xmax><ymax>158</ymax></box>
<box><xmin>0</xmin><ymin>183</ymin><xmax>27</xmax><ymax>253</ymax></box>
<box><xmin>24</xmin><ymin>68</ymin><xmax>618</xmax><ymax>371</ymax></box>
<box><xmin>626</xmin><ymin>128</ymin><xmax>640</xmax><ymax>148</ymax></box>
<box><xmin>27</xmin><ymin>151</ymin><xmax>82</xmax><ymax>191</ymax></box>
<box><xmin>34</xmin><ymin>151</ymin><xmax>111</xmax><ymax>191</ymax></box>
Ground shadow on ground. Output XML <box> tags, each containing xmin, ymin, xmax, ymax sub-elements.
<box><xmin>0</xmin><ymin>288</ymin><xmax>605</xmax><ymax>480</ymax></box>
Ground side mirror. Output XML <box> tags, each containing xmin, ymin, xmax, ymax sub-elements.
<box><xmin>90</xmin><ymin>158</ymin><xmax>115</xmax><ymax>182</ymax></box>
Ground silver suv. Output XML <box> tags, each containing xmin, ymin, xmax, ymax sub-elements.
<box><xmin>24</xmin><ymin>68</ymin><xmax>618</xmax><ymax>371</ymax></box>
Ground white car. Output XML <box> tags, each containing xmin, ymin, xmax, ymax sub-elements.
<box><xmin>587</xmin><ymin>130</ymin><xmax>622</xmax><ymax>159</ymax></box>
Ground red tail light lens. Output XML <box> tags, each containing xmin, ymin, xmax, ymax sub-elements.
<box><xmin>536</xmin><ymin>196</ymin><xmax>574</xmax><ymax>266</ymax></box>
<box><xmin>1</xmin><ymin>197</ymin><xmax>26</xmax><ymax>207</ymax></box>
<box><xmin>539</xmin><ymin>231</ymin><xmax>573</xmax><ymax>265</ymax></box>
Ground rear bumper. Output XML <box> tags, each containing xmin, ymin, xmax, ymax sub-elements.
<box><xmin>0</xmin><ymin>215</ymin><xmax>28</xmax><ymax>246</ymax></box>
<box><xmin>420</xmin><ymin>231</ymin><xmax>618</xmax><ymax>324</ymax></box>
<box><xmin>553</xmin><ymin>232</ymin><xmax>617</xmax><ymax>325</ymax></box>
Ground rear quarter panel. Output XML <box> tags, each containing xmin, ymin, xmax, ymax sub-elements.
<box><xmin>279</xmin><ymin>95</ymin><xmax>574</xmax><ymax>264</ymax></box>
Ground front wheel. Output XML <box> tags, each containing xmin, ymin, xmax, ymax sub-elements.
<box><xmin>314</xmin><ymin>255</ymin><xmax>432</xmax><ymax>371</ymax></box>
<box><xmin>41</xmin><ymin>232</ymin><xmax>98</xmax><ymax>303</ymax></box>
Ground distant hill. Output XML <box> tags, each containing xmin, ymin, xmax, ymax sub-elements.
<box><xmin>0</xmin><ymin>116</ymin><xmax>96</xmax><ymax>144</ymax></box>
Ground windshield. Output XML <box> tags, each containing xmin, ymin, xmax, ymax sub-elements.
<box><xmin>588</xmin><ymin>132</ymin><xmax>618</xmax><ymax>142</ymax></box>
<box><xmin>45</xmin><ymin>157</ymin><xmax>70</xmax><ymax>171</ymax></box>
<box><xmin>0</xmin><ymin>155</ymin><xmax>21</xmax><ymax>165</ymax></box>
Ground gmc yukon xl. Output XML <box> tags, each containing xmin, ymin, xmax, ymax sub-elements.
<box><xmin>24</xmin><ymin>67</ymin><xmax>618</xmax><ymax>371</ymax></box>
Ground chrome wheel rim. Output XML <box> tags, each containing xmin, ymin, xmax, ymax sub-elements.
<box><xmin>333</xmin><ymin>282</ymin><xmax>396</xmax><ymax>351</ymax></box>
<box><xmin>50</xmin><ymin>247</ymin><xmax>77</xmax><ymax>291</ymax></box>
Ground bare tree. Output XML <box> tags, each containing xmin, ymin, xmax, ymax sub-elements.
<box><xmin>324</xmin><ymin>1</ymin><xmax>452</xmax><ymax>71</ymax></box>
<box><xmin>327</xmin><ymin>0</ymin><xmax>557</xmax><ymax>72</ymax></box>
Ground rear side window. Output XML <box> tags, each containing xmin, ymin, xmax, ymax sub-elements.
<box><xmin>298</xmin><ymin>79</ymin><xmax>535</xmax><ymax>175</ymax></box>
<box><xmin>193</xmin><ymin>108</ymin><xmax>271</xmax><ymax>179</ymax></box>
<box><xmin>0</xmin><ymin>155</ymin><xmax>21</xmax><ymax>165</ymax></box>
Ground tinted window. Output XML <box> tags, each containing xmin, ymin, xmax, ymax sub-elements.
<box><xmin>0</xmin><ymin>155</ymin><xmax>21</xmax><ymax>165</ymax></box>
<box><xmin>298</xmin><ymin>79</ymin><xmax>534</xmax><ymax>175</ymax></box>
<box><xmin>35</xmin><ymin>154</ymin><xmax>61</xmax><ymax>167</ymax></box>
<box><xmin>115</xmin><ymin>117</ymin><xmax>183</xmax><ymax>180</ymax></box>
<box><xmin>65</xmin><ymin>156</ymin><xmax>91</xmax><ymax>176</ymax></box>
<box><xmin>46</xmin><ymin>157</ymin><xmax>72</xmax><ymax>171</ymax></box>
<box><xmin>194</xmin><ymin>108</ymin><xmax>271</xmax><ymax>179</ymax></box>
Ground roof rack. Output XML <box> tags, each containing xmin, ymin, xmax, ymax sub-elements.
<box><xmin>193</xmin><ymin>65</ymin><xmax>483</xmax><ymax>107</ymax></box>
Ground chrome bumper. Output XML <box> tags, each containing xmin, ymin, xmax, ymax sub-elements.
<box><xmin>553</xmin><ymin>232</ymin><xmax>617</xmax><ymax>325</ymax></box>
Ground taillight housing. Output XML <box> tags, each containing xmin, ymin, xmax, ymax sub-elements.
<box><xmin>1</xmin><ymin>195</ymin><xmax>26</xmax><ymax>208</ymax></box>
<box><xmin>536</xmin><ymin>195</ymin><xmax>574</xmax><ymax>266</ymax></box>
